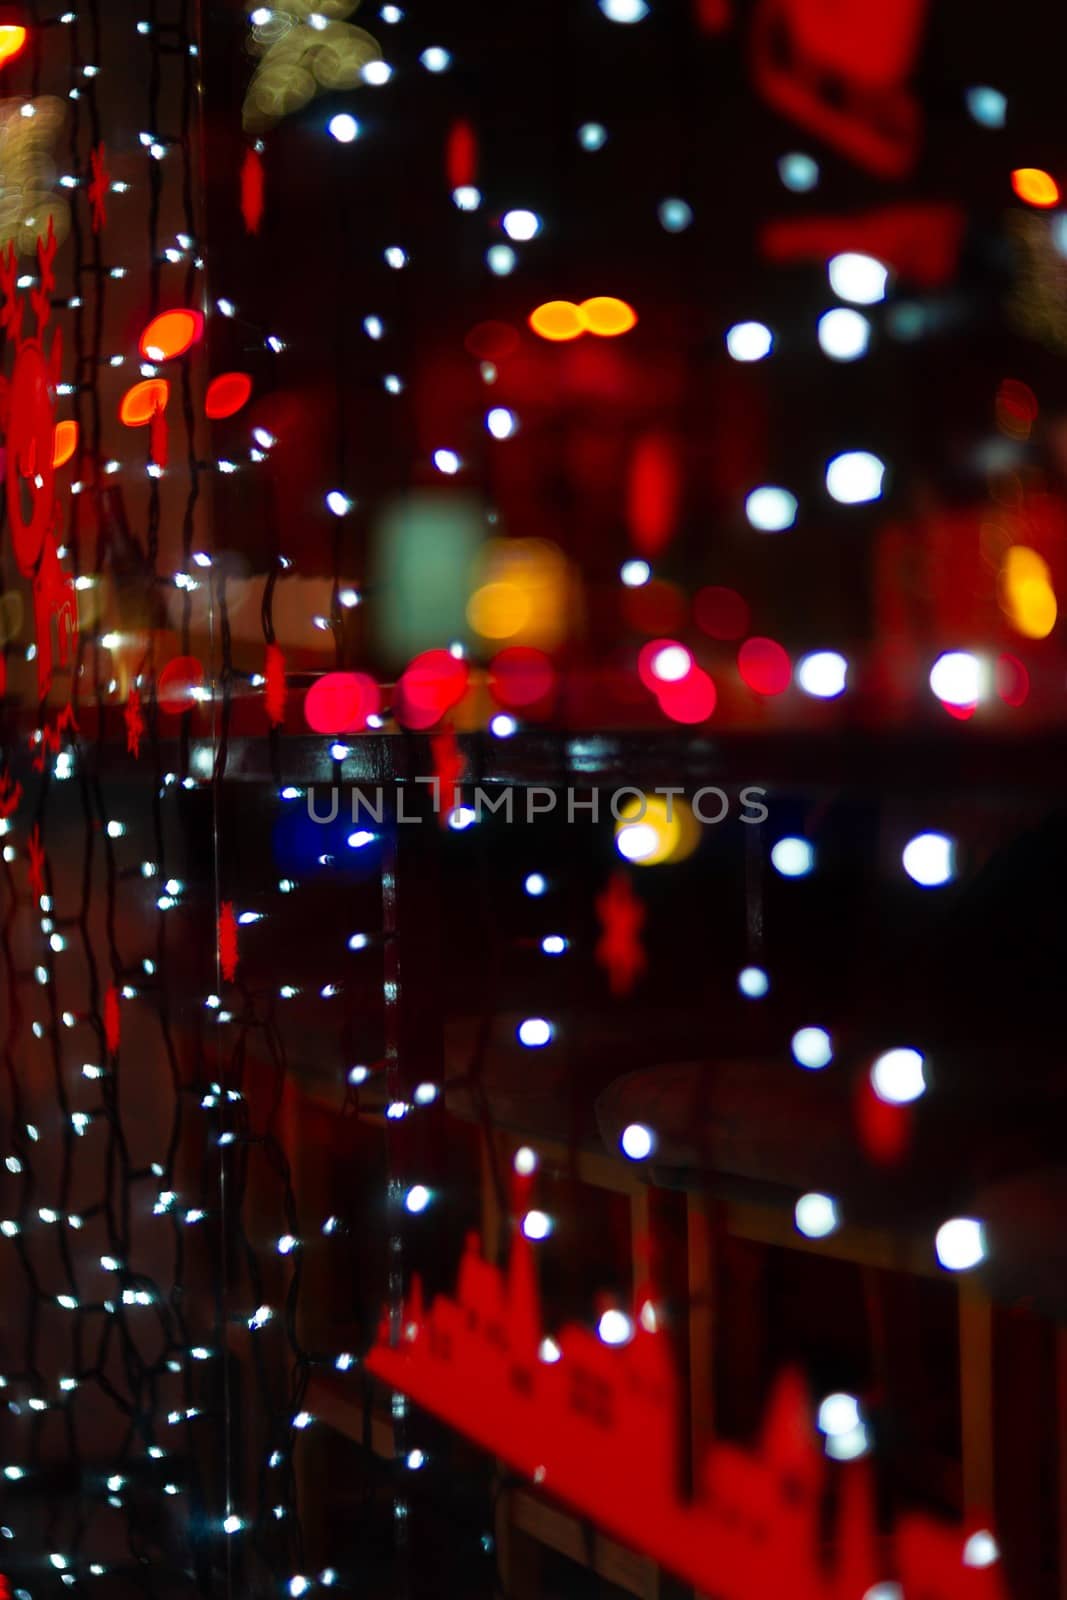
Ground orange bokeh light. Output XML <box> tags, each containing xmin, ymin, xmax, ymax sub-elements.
<box><xmin>205</xmin><ymin>371</ymin><xmax>253</xmax><ymax>420</ymax></box>
<box><xmin>578</xmin><ymin>296</ymin><xmax>637</xmax><ymax>337</ymax></box>
<box><xmin>139</xmin><ymin>309</ymin><xmax>203</xmax><ymax>362</ymax></box>
<box><xmin>528</xmin><ymin>300</ymin><xmax>585</xmax><ymax>341</ymax></box>
<box><xmin>52</xmin><ymin>420</ymin><xmax>78</xmax><ymax>468</ymax></box>
<box><xmin>1011</xmin><ymin>167</ymin><xmax>1059</xmax><ymax>208</ymax></box>
<box><xmin>0</xmin><ymin>26</ymin><xmax>27</xmax><ymax>68</ymax></box>
<box><xmin>120</xmin><ymin>379</ymin><xmax>169</xmax><ymax>427</ymax></box>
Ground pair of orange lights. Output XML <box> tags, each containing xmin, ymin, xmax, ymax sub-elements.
<box><xmin>529</xmin><ymin>297</ymin><xmax>637</xmax><ymax>341</ymax></box>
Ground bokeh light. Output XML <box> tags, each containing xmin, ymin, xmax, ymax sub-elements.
<box><xmin>529</xmin><ymin>300</ymin><xmax>585</xmax><ymax>341</ymax></box>
<box><xmin>738</xmin><ymin>965</ymin><xmax>769</xmax><ymax>999</ymax></box>
<box><xmin>746</xmin><ymin>486</ymin><xmax>797</xmax><ymax>531</ymax></box>
<box><xmin>725</xmin><ymin>321</ymin><xmax>772</xmax><ymax>361</ymax></box>
<box><xmin>1011</xmin><ymin>167</ymin><xmax>1059</xmax><ymax>207</ymax></box>
<box><xmin>205</xmin><ymin>372</ymin><xmax>253</xmax><ymax>420</ymax></box>
<box><xmin>139</xmin><ymin>309</ymin><xmax>203</xmax><ymax>362</ymax></box>
<box><xmin>119</xmin><ymin>379</ymin><xmax>169</xmax><ymax>427</ymax></box>
<box><xmin>825</xmin><ymin>450</ymin><xmax>885</xmax><ymax>504</ymax></box>
<box><xmin>738</xmin><ymin>637</ymin><xmax>791</xmax><ymax>695</ymax></box>
<box><xmin>901</xmin><ymin>832</ymin><xmax>955</xmax><ymax>887</ymax></box>
<box><xmin>795</xmin><ymin>1193</ymin><xmax>838</xmax><ymax>1238</ymax></box>
<box><xmin>791</xmin><ymin>1027</ymin><xmax>832</xmax><ymax>1070</ymax></box>
<box><xmin>935</xmin><ymin>1217</ymin><xmax>986</xmax><ymax>1272</ymax></box>
<box><xmin>817</xmin><ymin>308</ymin><xmax>870</xmax><ymax>362</ymax></box>
<box><xmin>796</xmin><ymin>651</ymin><xmax>847</xmax><ymax>698</ymax></box>
<box><xmin>694</xmin><ymin>586</ymin><xmax>749</xmax><ymax>640</ymax></box>
<box><xmin>827</xmin><ymin>252</ymin><xmax>888</xmax><ymax>304</ymax></box>
<box><xmin>578</xmin><ymin>296</ymin><xmax>637</xmax><ymax>336</ymax></box>
<box><xmin>871</xmin><ymin>1047</ymin><xmax>926</xmax><ymax>1105</ymax></box>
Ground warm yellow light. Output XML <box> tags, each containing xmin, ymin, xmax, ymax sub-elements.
<box><xmin>999</xmin><ymin>545</ymin><xmax>1057</xmax><ymax>639</ymax></box>
<box><xmin>614</xmin><ymin>794</ymin><xmax>699</xmax><ymax>867</ymax></box>
<box><xmin>578</xmin><ymin>296</ymin><xmax>637</xmax><ymax>337</ymax></box>
<box><xmin>466</xmin><ymin>581</ymin><xmax>531</xmax><ymax>640</ymax></box>
<box><xmin>0</xmin><ymin>27</ymin><xmax>27</xmax><ymax>69</ymax></box>
<box><xmin>1012</xmin><ymin>167</ymin><xmax>1059</xmax><ymax>208</ymax></box>
<box><xmin>529</xmin><ymin>300</ymin><xmax>585</xmax><ymax>341</ymax></box>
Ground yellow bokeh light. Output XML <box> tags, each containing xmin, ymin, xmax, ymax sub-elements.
<box><xmin>528</xmin><ymin>300</ymin><xmax>585</xmax><ymax>341</ymax></box>
<box><xmin>1012</xmin><ymin>167</ymin><xmax>1060</xmax><ymax>208</ymax></box>
<box><xmin>578</xmin><ymin>296</ymin><xmax>637</xmax><ymax>337</ymax></box>
<box><xmin>614</xmin><ymin>794</ymin><xmax>699</xmax><ymax>867</ymax></box>
<box><xmin>466</xmin><ymin>538</ymin><xmax>573</xmax><ymax>648</ymax></box>
<box><xmin>466</xmin><ymin>581</ymin><xmax>531</xmax><ymax>640</ymax></box>
<box><xmin>999</xmin><ymin>545</ymin><xmax>1057</xmax><ymax>639</ymax></box>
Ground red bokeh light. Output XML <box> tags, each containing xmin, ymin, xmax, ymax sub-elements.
<box><xmin>157</xmin><ymin>655</ymin><xmax>205</xmax><ymax>715</ymax></box>
<box><xmin>737</xmin><ymin>636</ymin><xmax>791</xmax><ymax>696</ymax></box>
<box><xmin>623</xmin><ymin>579</ymin><xmax>687</xmax><ymax>636</ymax></box>
<box><xmin>305</xmin><ymin>672</ymin><xmax>381</xmax><ymax>734</ymax></box>
<box><xmin>205</xmin><ymin>372</ymin><xmax>253</xmax><ymax>420</ymax></box>
<box><xmin>489</xmin><ymin>647</ymin><xmax>556</xmax><ymax>709</ymax></box>
<box><xmin>995</xmin><ymin>652</ymin><xmax>1029</xmax><ymax>707</ymax></box>
<box><xmin>637</xmin><ymin>638</ymin><xmax>689</xmax><ymax>692</ymax></box>
<box><xmin>464</xmin><ymin>322</ymin><xmax>520</xmax><ymax>362</ymax></box>
<box><xmin>694</xmin><ymin>585</ymin><xmax>750</xmax><ymax>640</ymax></box>
<box><xmin>394</xmin><ymin>650</ymin><xmax>470</xmax><ymax>729</ymax></box>
<box><xmin>657</xmin><ymin>667</ymin><xmax>717</xmax><ymax>723</ymax></box>
<box><xmin>139</xmin><ymin>309</ymin><xmax>203</xmax><ymax>362</ymax></box>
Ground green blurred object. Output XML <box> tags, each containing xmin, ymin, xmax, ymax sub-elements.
<box><xmin>372</xmin><ymin>492</ymin><xmax>485</xmax><ymax>665</ymax></box>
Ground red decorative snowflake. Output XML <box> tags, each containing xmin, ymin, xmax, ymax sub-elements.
<box><xmin>125</xmin><ymin>685</ymin><xmax>144</xmax><ymax>757</ymax></box>
<box><xmin>595</xmin><ymin>870</ymin><xmax>646</xmax><ymax>996</ymax></box>
<box><xmin>27</xmin><ymin>825</ymin><xmax>46</xmax><ymax>901</ymax></box>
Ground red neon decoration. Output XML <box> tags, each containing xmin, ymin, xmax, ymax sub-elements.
<box><xmin>138</xmin><ymin>309</ymin><xmax>203</xmax><ymax>363</ymax></box>
<box><xmin>241</xmin><ymin>146</ymin><xmax>265</xmax><ymax>235</ymax></box>
<box><xmin>446</xmin><ymin>118</ymin><xmax>477</xmax><ymax>189</ymax></box>
<box><xmin>205</xmin><ymin>371</ymin><xmax>253</xmax><ymax>420</ymax></box>
<box><xmin>595</xmin><ymin>871</ymin><xmax>646</xmax><ymax>995</ymax></box>
<box><xmin>104</xmin><ymin>987</ymin><xmax>120</xmax><ymax>1055</ymax></box>
<box><xmin>627</xmin><ymin>433</ymin><xmax>678</xmax><ymax>557</ymax></box>
<box><xmin>88</xmin><ymin>143</ymin><xmax>110</xmax><ymax>234</ymax></box>
<box><xmin>219</xmin><ymin>902</ymin><xmax>238</xmax><ymax>982</ymax></box>
<box><xmin>264</xmin><ymin>643</ymin><xmax>287</xmax><ymax>727</ymax></box>
<box><xmin>125</xmin><ymin>685</ymin><xmax>144</xmax><ymax>757</ymax></box>
<box><xmin>750</xmin><ymin>0</ymin><xmax>928</xmax><ymax>178</ymax></box>
<box><xmin>854</xmin><ymin>1075</ymin><xmax>911</xmax><ymax>1166</ymax></box>
<box><xmin>27</xmin><ymin>825</ymin><xmax>45</xmax><ymax>901</ymax></box>
<box><xmin>761</xmin><ymin>203</ymin><xmax>965</xmax><ymax>289</ymax></box>
<box><xmin>366</xmin><ymin>1226</ymin><xmax>1006</xmax><ymax>1599</ymax></box>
